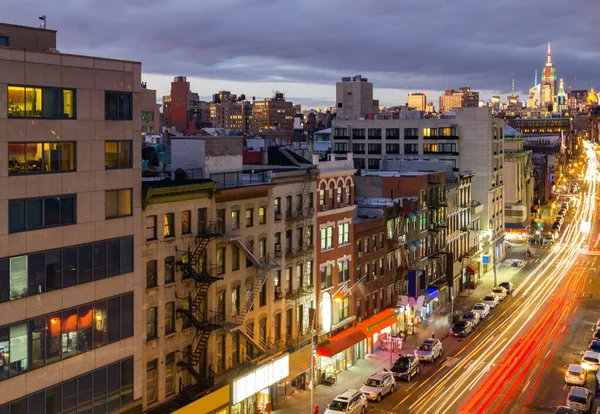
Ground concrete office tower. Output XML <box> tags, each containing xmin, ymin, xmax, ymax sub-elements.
<box><xmin>408</xmin><ymin>93</ymin><xmax>427</xmax><ymax>111</ymax></box>
<box><xmin>335</xmin><ymin>75</ymin><xmax>378</xmax><ymax>120</ymax></box>
<box><xmin>0</xmin><ymin>22</ymin><xmax>150</xmax><ymax>411</ymax></box>
<box><xmin>439</xmin><ymin>89</ymin><xmax>463</xmax><ymax>112</ymax></box>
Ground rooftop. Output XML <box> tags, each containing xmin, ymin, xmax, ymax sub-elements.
<box><xmin>359</xmin><ymin>170</ymin><xmax>444</xmax><ymax>178</ymax></box>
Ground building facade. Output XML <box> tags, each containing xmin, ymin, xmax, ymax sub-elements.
<box><xmin>335</xmin><ymin>75</ymin><xmax>378</xmax><ymax>121</ymax></box>
<box><xmin>1</xmin><ymin>22</ymin><xmax>147</xmax><ymax>412</ymax></box>
<box><xmin>250</xmin><ymin>93</ymin><xmax>295</xmax><ymax>133</ymax></box>
<box><xmin>408</xmin><ymin>93</ymin><xmax>426</xmax><ymax>111</ymax></box>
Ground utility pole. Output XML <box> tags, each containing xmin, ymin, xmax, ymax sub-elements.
<box><xmin>492</xmin><ymin>242</ymin><xmax>497</xmax><ymax>288</ymax></box>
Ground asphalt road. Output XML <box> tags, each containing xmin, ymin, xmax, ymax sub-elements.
<box><xmin>360</xmin><ymin>143</ymin><xmax>598</xmax><ymax>414</ymax></box>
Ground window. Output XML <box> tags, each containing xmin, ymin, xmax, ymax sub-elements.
<box><xmin>145</xmin><ymin>215</ymin><xmax>157</xmax><ymax>240</ymax></box>
<box><xmin>423</xmin><ymin>127</ymin><xmax>437</xmax><ymax>137</ymax></box>
<box><xmin>165</xmin><ymin>353</ymin><xmax>175</xmax><ymax>396</ymax></box>
<box><xmin>404</xmin><ymin>128</ymin><xmax>418</xmax><ymax>138</ymax></box>
<box><xmin>163</xmin><ymin>213</ymin><xmax>174</xmax><ymax>237</ymax></box>
<box><xmin>180</xmin><ymin>210</ymin><xmax>191</xmax><ymax>234</ymax></box>
<box><xmin>8</xmin><ymin>86</ymin><xmax>75</xmax><ymax>119</ymax></box>
<box><xmin>198</xmin><ymin>207</ymin><xmax>207</xmax><ymax>233</ymax></box>
<box><xmin>146</xmin><ymin>307</ymin><xmax>157</xmax><ymax>340</ymax></box>
<box><xmin>164</xmin><ymin>256</ymin><xmax>174</xmax><ymax>284</ymax></box>
<box><xmin>259</xmin><ymin>206</ymin><xmax>266</xmax><ymax>224</ymax></box>
<box><xmin>319</xmin><ymin>189</ymin><xmax>325</xmax><ymax>208</ymax></box>
<box><xmin>368</xmin><ymin>158</ymin><xmax>380</xmax><ymax>169</ymax></box>
<box><xmin>352</xmin><ymin>129</ymin><xmax>365</xmax><ymax>138</ymax></box>
<box><xmin>274</xmin><ymin>313</ymin><xmax>281</xmax><ymax>342</ymax></box>
<box><xmin>165</xmin><ymin>302</ymin><xmax>175</xmax><ymax>335</ymax></box>
<box><xmin>259</xmin><ymin>238</ymin><xmax>267</xmax><ymax>259</ymax></box>
<box><xmin>216</xmin><ymin>247</ymin><xmax>226</xmax><ymax>274</ymax></box>
<box><xmin>386</xmin><ymin>128</ymin><xmax>400</xmax><ymax>138</ymax></box>
<box><xmin>286</xmin><ymin>196</ymin><xmax>293</xmax><ymax>217</ymax></box>
<box><xmin>8</xmin><ymin>194</ymin><xmax>76</xmax><ymax>233</ymax></box>
<box><xmin>320</xmin><ymin>226</ymin><xmax>333</xmax><ymax>251</ymax></box>
<box><xmin>105</xmin><ymin>91</ymin><xmax>132</xmax><ymax>120</ymax></box>
<box><xmin>259</xmin><ymin>283</ymin><xmax>267</xmax><ymax>307</ymax></box>
<box><xmin>232</xmin><ymin>286</ymin><xmax>240</xmax><ymax>316</ymax></box>
<box><xmin>105</xmin><ymin>141</ymin><xmax>132</xmax><ymax>169</ymax></box>
<box><xmin>246</xmin><ymin>240</ymin><xmax>254</xmax><ymax>267</ymax></box>
<box><xmin>105</xmin><ymin>189</ymin><xmax>132</xmax><ymax>219</ymax></box>
<box><xmin>386</xmin><ymin>143</ymin><xmax>400</xmax><ymax>154</ymax></box>
<box><xmin>232</xmin><ymin>244</ymin><xmax>240</xmax><ymax>271</ymax></box>
<box><xmin>0</xmin><ymin>36</ymin><xmax>8</xmax><ymax>46</ymax></box>
<box><xmin>246</xmin><ymin>208</ymin><xmax>254</xmax><ymax>227</ymax></box>
<box><xmin>423</xmin><ymin>143</ymin><xmax>438</xmax><ymax>153</ymax></box>
<box><xmin>274</xmin><ymin>197</ymin><xmax>281</xmax><ymax>216</ymax></box>
<box><xmin>146</xmin><ymin>260</ymin><xmax>157</xmax><ymax>288</ymax></box>
<box><xmin>320</xmin><ymin>265</ymin><xmax>333</xmax><ymax>290</ymax></box>
<box><xmin>338</xmin><ymin>259</ymin><xmax>349</xmax><ymax>283</ymax></box>
<box><xmin>338</xmin><ymin>222</ymin><xmax>349</xmax><ymax>246</ymax></box>
<box><xmin>367</xmin><ymin>143</ymin><xmax>381</xmax><ymax>154</ymax></box>
<box><xmin>231</xmin><ymin>210</ymin><xmax>240</xmax><ymax>230</ymax></box>
<box><xmin>353</xmin><ymin>143</ymin><xmax>365</xmax><ymax>154</ymax></box>
<box><xmin>404</xmin><ymin>143</ymin><xmax>418</xmax><ymax>154</ymax></box>
<box><xmin>308</xmin><ymin>192</ymin><xmax>314</xmax><ymax>208</ymax></box>
<box><xmin>307</xmin><ymin>225</ymin><xmax>313</xmax><ymax>246</ymax></box>
<box><xmin>379</xmin><ymin>233</ymin><xmax>384</xmax><ymax>249</ymax></box>
<box><xmin>286</xmin><ymin>267</ymin><xmax>293</xmax><ymax>291</ymax></box>
<box><xmin>8</xmin><ymin>142</ymin><xmax>75</xmax><ymax>175</ymax></box>
<box><xmin>146</xmin><ymin>359</ymin><xmax>157</xmax><ymax>404</ymax></box>
<box><xmin>346</xmin><ymin>185</ymin><xmax>351</xmax><ymax>205</ymax></box>
<box><xmin>337</xmin><ymin>186</ymin><xmax>342</xmax><ymax>205</ymax></box>
<box><xmin>328</xmin><ymin>185</ymin><xmax>334</xmax><ymax>208</ymax></box>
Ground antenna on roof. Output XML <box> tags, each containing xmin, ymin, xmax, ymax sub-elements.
<box><xmin>39</xmin><ymin>15</ymin><xmax>46</xmax><ymax>30</ymax></box>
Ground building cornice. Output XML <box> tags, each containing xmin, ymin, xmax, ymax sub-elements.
<box><xmin>143</xmin><ymin>182</ymin><xmax>216</xmax><ymax>209</ymax></box>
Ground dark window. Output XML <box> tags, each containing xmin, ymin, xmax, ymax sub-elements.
<box><xmin>78</xmin><ymin>373</ymin><xmax>92</xmax><ymax>414</ymax></box>
<box><xmin>106</xmin><ymin>240</ymin><xmax>121</xmax><ymax>277</ymax></box>
<box><xmin>165</xmin><ymin>302</ymin><xmax>175</xmax><ymax>335</ymax></box>
<box><xmin>62</xmin><ymin>247</ymin><xmax>78</xmax><ymax>288</ymax></box>
<box><xmin>93</xmin><ymin>368</ymin><xmax>107</xmax><ymax>414</ymax></box>
<box><xmin>164</xmin><ymin>256</ymin><xmax>175</xmax><ymax>284</ymax></box>
<box><xmin>105</xmin><ymin>141</ymin><xmax>132</xmax><ymax>169</ymax></box>
<box><xmin>46</xmin><ymin>385</ymin><xmax>61</xmax><ymax>414</ymax></box>
<box><xmin>146</xmin><ymin>260</ymin><xmax>157</xmax><ymax>288</ymax></box>
<box><xmin>105</xmin><ymin>91</ymin><xmax>132</xmax><ymax>120</ymax></box>
<box><xmin>106</xmin><ymin>363</ymin><xmax>121</xmax><ymax>412</ymax></box>
<box><xmin>146</xmin><ymin>359</ymin><xmax>158</xmax><ymax>404</ymax></box>
<box><xmin>120</xmin><ymin>293</ymin><xmax>134</xmax><ymax>339</ymax></box>
<box><xmin>145</xmin><ymin>215</ymin><xmax>157</xmax><ymax>241</ymax></box>
<box><xmin>105</xmin><ymin>189</ymin><xmax>132</xmax><ymax>219</ymax></box>
<box><xmin>0</xmin><ymin>36</ymin><xmax>8</xmax><ymax>46</ymax></box>
<box><xmin>107</xmin><ymin>297</ymin><xmax>121</xmax><ymax>344</ymax></box>
<box><xmin>8</xmin><ymin>142</ymin><xmax>76</xmax><ymax>175</ymax></box>
<box><xmin>29</xmin><ymin>390</ymin><xmax>46</xmax><ymax>413</ymax></box>
<box><xmin>62</xmin><ymin>378</ymin><xmax>78</xmax><ymax>414</ymax></box>
<box><xmin>8</xmin><ymin>86</ymin><xmax>75</xmax><ymax>119</ymax></box>
<box><xmin>120</xmin><ymin>358</ymin><xmax>134</xmax><ymax>405</ymax></box>
<box><xmin>92</xmin><ymin>242</ymin><xmax>106</xmax><ymax>281</ymax></box>
<box><xmin>28</xmin><ymin>253</ymin><xmax>46</xmax><ymax>296</ymax></box>
<box><xmin>10</xmin><ymin>398</ymin><xmax>26</xmax><ymax>414</ymax></box>
<box><xmin>8</xmin><ymin>195</ymin><xmax>76</xmax><ymax>233</ymax></box>
<box><xmin>78</xmin><ymin>244</ymin><xmax>92</xmax><ymax>284</ymax></box>
<box><xmin>29</xmin><ymin>317</ymin><xmax>45</xmax><ymax>370</ymax></box>
<box><xmin>46</xmin><ymin>250</ymin><xmax>62</xmax><ymax>291</ymax></box>
<box><xmin>120</xmin><ymin>237</ymin><xmax>133</xmax><ymax>274</ymax></box>
<box><xmin>146</xmin><ymin>307</ymin><xmax>157</xmax><ymax>340</ymax></box>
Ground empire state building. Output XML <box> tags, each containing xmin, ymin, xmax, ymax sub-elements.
<box><xmin>541</xmin><ymin>42</ymin><xmax>557</xmax><ymax>109</ymax></box>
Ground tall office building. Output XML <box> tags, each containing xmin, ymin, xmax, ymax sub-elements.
<box><xmin>541</xmin><ymin>42</ymin><xmax>557</xmax><ymax>109</ymax></box>
<box><xmin>459</xmin><ymin>87</ymin><xmax>480</xmax><ymax>108</ymax></box>
<box><xmin>251</xmin><ymin>92</ymin><xmax>295</xmax><ymax>132</ymax></box>
<box><xmin>408</xmin><ymin>93</ymin><xmax>427</xmax><ymax>111</ymax></box>
<box><xmin>162</xmin><ymin>76</ymin><xmax>192</xmax><ymax>132</ymax></box>
<box><xmin>1</xmin><ymin>22</ymin><xmax>150</xmax><ymax>412</ymax></box>
<box><xmin>335</xmin><ymin>75</ymin><xmax>378</xmax><ymax>120</ymax></box>
<box><xmin>439</xmin><ymin>89</ymin><xmax>464</xmax><ymax>112</ymax></box>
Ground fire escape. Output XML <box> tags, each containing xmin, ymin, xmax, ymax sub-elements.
<box><xmin>176</xmin><ymin>223</ymin><xmax>224</xmax><ymax>386</ymax></box>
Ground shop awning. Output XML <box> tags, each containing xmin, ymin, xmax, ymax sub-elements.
<box><xmin>413</xmin><ymin>209</ymin><xmax>422</xmax><ymax>217</ymax></box>
<box><xmin>357</xmin><ymin>308</ymin><xmax>398</xmax><ymax>338</ymax></box>
<box><xmin>414</xmin><ymin>240</ymin><xmax>423</xmax><ymax>247</ymax></box>
<box><xmin>424</xmin><ymin>287</ymin><xmax>438</xmax><ymax>301</ymax></box>
<box><xmin>406</xmin><ymin>211</ymin><xmax>416</xmax><ymax>218</ymax></box>
<box><xmin>405</xmin><ymin>242</ymin><xmax>416</xmax><ymax>250</ymax></box>
<box><xmin>317</xmin><ymin>328</ymin><xmax>366</xmax><ymax>357</ymax></box>
<box><xmin>465</xmin><ymin>264</ymin><xmax>478</xmax><ymax>275</ymax></box>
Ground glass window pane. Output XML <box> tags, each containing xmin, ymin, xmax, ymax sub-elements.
<box><xmin>120</xmin><ymin>358</ymin><xmax>134</xmax><ymax>405</ymax></box>
<box><xmin>62</xmin><ymin>378</ymin><xmax>78</xmax><ymax>414</ymax></box>
<box><xmin>28</xmin><ymin>253</ymin><xmax>46</xmax><ymax>296</ymax></box>
<box><xmin>117</xmin><ymin>189</ymin><xmax>131</xmax><ymax>216</ymax></box>
<box><xmin>10</xmin><ymin>255</ymin><xmax>28</xmax><ymax>300</ymax></box>
<box><xmin>0</xmin><ymin>260</ymin><xmax>8</xmax><ymax>303</ymax></box>
<box><xmin>78</xmin><ymin>244</ymin><xmax>92</xmax><ymax>284</ymax></box>
<box><xmin>59</xmin><ymin>142</ymin><xmax>75</xmax><ymax>172</ymax></box>
<box><xmin>78</xmin><ymin>304</ymin><xmax>93</xmax><ymax>354</ymax></box>
<box><xmin>8</xmin><ymin>86</ymin><xmax>25</xmax><ymax>117</ymax></box>
<box><xmin>92</xmin><ymin>300</ymin><xmax>107</xmax><ymax>348</ymax></box>
<box><xmin>9</xmin><ymin>323</ymin><xmax>28</xmax><ymax>377</ymax></box>
<box><xmin>0</xmin><ymin>405</ymin><xmax>6</xmax><ymax>414</ymax></box>
<box><xmin>41</xmin><ymin>87</ymin><xmax>60</xmax><ymax>118</ymax></box>
<box><xmin>61</xmin><ymin>196</ymin><xmax>75</xmax><ymax>224</ymax></box>
<box><xmin>43</xmin><ymin>143</ymin><xmax>61</xmax><ymax>172</ymax></box>
<box><xmin>78</xmin><ymin>373</ymin><xmax>92</xmax><ymax>414</ymax></box>
<box><xmin>46</xmin><ymin>385</ymin><xmax>61</xmax><ymax>414</ymax></box>
<box><xmin>93</xmin><ymin>242</ymin><xmax>106</xmax><ymax>280</ymax></box>
<box><xmin>106</xmin><ymin>239</ymin><xmax>121</xmax><ymax>277</ymax></box>
<box><xmin>44</xmin><ymin>197</ymin><xmax>60</xmax><ymax>226</ymax></box>
<box><xmin>29</xmin><ymin>316</ymin><xmax>45</xmax><ymax>370</ymax></box>
<box><xmin>8</xmin><ymin>200</ymin><xmax>25</xmax><ymax>232</ymax></box>
<box><xmin>118</xmin><ymin>141</ymin><xmax>132</xmax><ymax>168</ymax></box>
<box><xmin>105</xmin><ymin>142</ymin><xmax>118</xmax><ymax>169</ymax></box>
<box><xmin>120</xmin><ymin>237</ymin><xmax>133</xmax><ymax>274</ymax></box>
<box><xmin>26</xmin><ymin>198</ymin><xmax>43</xmax><ymax>229</ymax></box>
<box><xmin>29</xmin><ymin>391</ymin><xmax>45</xmax><ymax>414</ymax></box>
<box><xmin>62</xmin><ymin>308</ymin><xmax>78</xmax><ymax>359</ymax></box>
<box><xmin>120</xmin><ymin>293</ymin><xmax>133</xmax><ymax>339</ymax></box>
<box><xmin>8</xmin><ymin>143</ymin><xmax>26</xmax><ymax>173</ymax></box>
<box><xmin>10</xmin><ymin>398</ymin><xmax>27</xmax><ymax>414</ymax></box>
<box><xmin>93</xmin><ymin>368</ymin><xmax>107</xmax><ymax>414</ymax></box>
<box><xmin>63</xmin><ymin>89</ymin><xmax>74</xmax><ymax>118</ymax></box>
<box><xmin>164</xmin><ymin>256</ymin><xmax>174</xmax><ymax>283</ymax></box>
<box><xmin>105</xmin><ymin>191</ymin><xmax>117</xmax><ymax>218</ymax></box>
<box><xmin>46</xmin><ymin>313</ymin><xmax>62</xmax><ymax>364</ymax></box>
<box><xmin>62</xmin><ymin>247</ymin><xmax>78</xmax><ymax>288</ymax></box>
<box><xmin>0</xmin><ymin>327</ymin><xmax>9</xmax><ymax>381</ymax></box>
<box><xmin>26</xmin><ymin>143</ymin><xmax>43</xmax><ymax>173</ymax></box>
<box><xmin>45</xmin><ymin>250</ymin><xmax>62</xmax><ymax>291</ymax></box>
<box><xmin>106</xmin><ymin>363</ymin><xmax>121</xmax><ymax>412</ymax></box>
<box><xmin>107</xmin><ymin>296</ymin><xmax>121</xmax><ymax>344</ymax></box>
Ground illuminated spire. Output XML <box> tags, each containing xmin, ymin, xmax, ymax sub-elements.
<box><xmin>512</xmin><ymin>73</ymin><xmax>515</xmax><ymax>95</ymax></box>
<box><xmin>546</xmin><ymin>41</ymin><xmax>552</xmax><ymax>66</ymax></box>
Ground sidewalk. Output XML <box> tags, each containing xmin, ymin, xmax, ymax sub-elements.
<box><xmin>273</xmin><ymin>244</ymin><xmax>543</xmax><ymax>414</ymax></box>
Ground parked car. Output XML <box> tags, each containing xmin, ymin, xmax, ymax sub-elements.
<box><xmin>472</xmin><ymin>303</ymin><xmax>490</xmax><ymax>319</ymax></box>
<box><xmin>450</xmin><ymin>320</ymin><xmax>473</xmax><ymax>337</ymax></box>
<box><xmin>325</xmin><ymin>389</ymin><xmax>368</xmax><ymax>414</ymax></box>
<box><xmin>592</xmin><ymin>329</ymin><xmax>600</xmax><ymax>341</ymax></box>
<box><xmin>499</xmin><ymin>281</ymin><xmax>514</xmax><ymax>294</ymax></box>
<box><xmin>544</xmin><ymin>234</ymin><xmax>555</xmax><ymax>245</ymax></box>
<box><xmin>581</xmin><ymin>351</ymin><xmax>600</xmax><ymax>371</ymax></box>
<box><xmin>564</xmin><ymin>364</ymin><xmax>587</xmax><ymax>385</ymax></box>
<box><xmin>566</xmin><ymin>386</ymin><xmax>593</xmax><ymax>413</ymax></box>
<box><xmin>414</xmin><ymin>339</ymin><xmax>443</xmax><ymax>362</ymax></box>
<box><xmin>555</xmin><ymin>406</ymin><xmax>581</xmax><ymax>414</ymax></box>
<box><xmin>462</xmin><ymin>311</ymin><xmax>481</xmax><ymax>327</ymax></box>
<box><xmin>482</xmin><ymin>294</ymin><xmax>500</xmax><ymax>309</ymax></box>
<box><xmin>360</xmin><ymin>371</ymin><xmax>395</xmax><ymax>402</ymax></box>
<box><xmin>562</xmin><ymin>202</ymin><xmax>570</xmax><ymax>209</ymax></box>
<box><xmin>491</xmin><ymin>286</ymin><xmax>508</xmax><ymax>301</ymax></box>
<box><xmin>555</xmin><ymin>216</ymin><xmax>564</xmax><ymax>224</ymax></box>
<box><xmin>588</xmin><ymin>340</ymin><xmax>600</xmax><ymax>353</ymax></box>
<box><xmin>552</xmin><ymin>224</ymin><xmax>561</xmax><ymax>232</ymax></box>
<box><xmin>391</xmin><ymin>354</ymin><xmax>420</xmax><ymax>382</ymax></box>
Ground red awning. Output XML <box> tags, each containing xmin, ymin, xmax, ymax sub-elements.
<box><xmin>357</xmin><ymin>308</ymin><xmax>398</xmax><ymax>338</ymax></box>
<box><xmin>317</xmin><ymin>327</ymin><xmax>366</xmax><ymax>357</ymax></box>
<box><xmin>465</xmin><ymin>264</ymin><xmax>478</xmax><ymax>275</ymax></box>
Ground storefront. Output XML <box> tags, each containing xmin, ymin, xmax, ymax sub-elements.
<box><xmin>357</xmin><ymin>308</ymin><xmax>399</xmax><ymax>355</ymax></box>
<box><xmin>231</xmin><ymin>354</ymin><xmax>289</xmax><ymax>414</ymax></box>
<box><xmin>424</xmin><ymin>287</ymin><xmax>439</xmax><ymax>315</ymax></box>
<box><xmin>464</xmin><ymin>264</ymin><xmax>478</xmax><ymax>290</ymax></box>
<box><xmin>276</xmin><ymin>345</ymin><xmax>312</xmax><ymax>401</ymax></box>
<box><xmin>174</xmin><ymin>385</ymin><xmax>230</xmax><ymax>414</ymax></box>
<box><xmin>316</xmin><ymin>327</ymin><xmax>365</xmax><ymax>385</ymax></box>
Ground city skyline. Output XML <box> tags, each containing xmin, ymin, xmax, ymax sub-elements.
<box><xmin>4</xmin><ymin>0</ymin><xmax>598</xmax><ymax>108</ymax></box>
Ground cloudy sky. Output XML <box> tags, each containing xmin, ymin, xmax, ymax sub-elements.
<box><xmin>3</xmin><ymin>0</ymin><xmax>599</xmax><ymax>108</ymax></box>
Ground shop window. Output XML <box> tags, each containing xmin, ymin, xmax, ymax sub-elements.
<box><xmin>8</xmin><ymin>142</ymin><xmax>76</xmax><ymax>175</ymax></box>
<box><xmin>105</xmin><ymin>91</ymin><xmax>132</xmax><ymax>120</ymax></box>
<box><xmin>105</xmin><ymin>141</ymin><xmax>132</xmax><ymax>169</ymax></box>
<box><xmin>105</xmin><ymin>189</ymin><xmax>132</xmax><ymax>219</ymax></box>
<box><xmin>8</xmin><ymin>86</ymin><xmax>75</xmax><ymax>119</ymax></box>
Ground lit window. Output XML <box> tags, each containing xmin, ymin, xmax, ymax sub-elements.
<box><xmin>105</xmin><ymin>189</ymin><xmax>132</xmax><ymax>219</ymax></box>
<box><xmin>105</xmin><ymin>141</ymin><xmax>132</xmax><ymax>169</ymax></box>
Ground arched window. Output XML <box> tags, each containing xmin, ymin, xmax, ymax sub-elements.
<box><xmin>329</xmin><ymin>183</ymin><xmax>334</xmax><ymax>209</ymax></box>
<box><xmin>319</xmin><ymin>182</ymin><xmax>326</xmax><ymax>209</ymax></box>
<box><xmin>337</xmin><ymin>180</ymin><xmax>343</xmax><ymax>205</ymax></box>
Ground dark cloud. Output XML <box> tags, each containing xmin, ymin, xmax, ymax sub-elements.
<box><xmin>3</xmin><ymin>0</ymin><xmax>599</xmax><ymax>105</ymax></box>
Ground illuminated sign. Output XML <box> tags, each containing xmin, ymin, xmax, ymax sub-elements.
<box><xmin>232</xmin><ymin>354</ymin><xmax>289</xmax><ymax>405</ymax></box>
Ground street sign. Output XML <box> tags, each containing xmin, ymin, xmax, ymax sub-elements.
<box><xmin>482</xmin><ymin>255</ymin><xmax>490</xmax><ymax>264</ymax></box>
